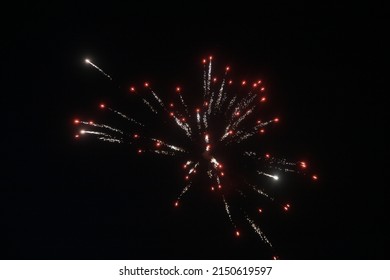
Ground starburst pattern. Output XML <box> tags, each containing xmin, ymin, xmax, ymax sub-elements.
<box><xmin>75</xmin><ymin>56</ymin><xmax>318</xmax><ymax>257</ymax></box>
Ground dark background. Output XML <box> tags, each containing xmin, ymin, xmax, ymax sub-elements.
<box><xmin>1</xmin><ymin>3</ymin><xmax>385</xmax><ymax>259</ymax></box>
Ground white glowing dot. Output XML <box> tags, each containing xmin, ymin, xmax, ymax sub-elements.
<box><xmin>273</xmin><ymin>175</ymin><xmax>279</xmax><ymax>180</ymax></box>
<box><xmin>85</xmin><ymin>59</ymin><xmax>90</xmax><ymax>63</ymax></box>
<box><xmin>80</xmin><ymin>130</ymin><xmax>85</xmax><ymax>134</ymax></box>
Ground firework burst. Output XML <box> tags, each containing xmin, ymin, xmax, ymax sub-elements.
<box><xmin>75</xmin><ymin>56</ymin><xmax>317</xmax><ymax>258</ymax></box>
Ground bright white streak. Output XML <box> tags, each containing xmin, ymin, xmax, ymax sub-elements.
<box><xmin>257</xmin><ymin>171</ymin><xmax>279</xmax><ymax>180</ymax></box>
<box><xmin>85</xmin><ymin>58</ymin><xmax>112</xmax><ymax>80</ymax></box>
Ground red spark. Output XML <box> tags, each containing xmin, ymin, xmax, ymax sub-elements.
<box><xmin>228</xmin><ymin>130</ymin><xmax>233</xmax><ymax>135</ymax></box>
<box><xmin>253</xmin><ymin>83</ymin><xmax>258</xmax><ymax>88</ymax></box>
<box><xmin>211</xmin><ymin>186</ymin><xmax>215</xmax><ymax>191</ymax></box>
<box><xmin>236</xmin><ymin>231</ymin><xmax>240</xmax><ymax>237</ymax></box>
<box><xmin>242</xmin><ymin>80</ymin><xmax>246</xmax><ymax>86</ymax></box>
<box><xmin>74</xmin><ymin>119</ymin><xmax>80</xmax><ymax>124</ymax></box>
<box><xmin>89</xmin><ymin>121</ymin><xmax>94</xmax><ymax>125</ymax></box>
<box><xmin>258</xmin><ymin>208</ymin><xmax>263</xmax><ymax>213</ymax></box>
<box><xmin>312</xmin><ymin>175</ymin><xmax>318</xmax><ymax>180</ymax></box>
<box><xmin>209</xmin><ymin>56</ymin><xmax>213</xmax><ymax>60</ymax></box>
<box><xmin>185</xmin><ymin>176</ymin><xmax>189</xmax><ymax>180</ymax></box>
<box><xmin>228</xmin><ymin>80</ymin><xmax>233</xmax><ymax>85</ymax></box>
<box><xmin>99</xmin><ymin>103</ymin><xmax>105</xmax><ymax>109</ymax></box>
<box><xmin>169</xmin><ymin>103</ymin><xmax>174</xmax><ymax>107</ymax></box>
<box><xmin>144</xmin><ymin>82</ymin><xmax>149</xmax><ymax>87</ymax></box>
<box><xmin>221</xmin><ymin>172</ymin><xmax>224</xmax><ymax>176</ymax></box>
<box><xmin>273</xmin><ymin>256</ymin><xmax>278</xmax><ymax>260</ymax></box>
<box><xmin>218</xmin><ymin>184</ymin><xmax>222</xmax><ymax>189</ymax></box>
<box><xmin>226</xmin><ymin>66</ymin><xmax>230</xmax><ymax>71</ymax></box>
<box><xmin>75</xmin><ymin>134</ymin><xmax>79</xmax><ymax>138</ymax></box>
<box><xmin>202</xmin><ymin>58</ymin><xmax>206</xmax><ymax>64</ymax></box>
<box><xmin>265</xmin><ymin>153</ymin><xmax>270</xmax><ymax>158</ymax></box>
<box><xmin>213</xmin><ymin>77</ymin><xmax>217</xmax><ymax>82</ymax></box>
<box><xmin>169</xmin><ymin>112</ymin><xmax>175</xmax><ymax>117</ymax></box>
<box><xmin>137</xmin><ymin>149</ymin><xmax>142</xmax><ymax>154</ymax></box>
<box><xmin>156</xmin><ymin>142</ymin><xmax>161</xmax><ymax>147</ymax></box>
<box><xmin>176</xmin><ymin>86</ymin><xmax>181</xmax><ymax>92</ymax></box>
<box><xmin>274</xmin><ymin>118</ymin><xmax>279</xmax><ymax>122</ymax></box>
<box><xmin>130</xmin><ymin>86</ymin><xmax>135</xmax><ymax>92</ymax></box>
<box><xmin>133</xmin><ymin>134</ymin><xmax>139</xmax><ymax>139</ymax></box>
<box><xmin>174</xmin><ymin>201</ymin><xmax>179</xmax><ymax>207</ymax></box>
<box><xmin>260</xmin><ymin>129</ymin><xmax>265</xmax><ymax>134</ymax></box>
<box><xmin>260</xmin><ymin>87</ymin><xmax>265</xmax><ymax>91</ymax></box>
<box><xmin>196</xmin><ymin>108</ymin><xmax>200</xmax><ymax>113</ymax></box>
<box><xmin>181</xmin><ymin>118</ymin><xmax>186</xmax><ymax>122</ymax></box>
<box><xmin>257</xmin><ymin>80</ymin><xmax>262</xmax><ymax>84</ymax></box>
<box><xmin>260</xmin><ymin>97</ymin><xmax>266</xmax><ymax>102</ymax></box>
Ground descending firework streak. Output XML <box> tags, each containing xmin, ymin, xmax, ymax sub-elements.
<box><xmin>75</xmin><ymin>56</ymin><xmax>318</xmax><ymax>258</ymax></box>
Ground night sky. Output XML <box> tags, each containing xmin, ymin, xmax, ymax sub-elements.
<box><xmin>2</xmin><ymin>3</ymin><xmax>385</xmax><ymax>260</ymax></box>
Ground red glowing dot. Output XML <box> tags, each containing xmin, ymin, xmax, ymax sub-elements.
<box><xmin>218</xmin><ymin>164</ymin><xmax>223</xmax><ymax>169</ymax></box>
<box><xmin>312</xmin><ymin>175</ymin><xmax>318</xmax><ymax>180</ymax></box>
<box><xmin>257</xmin><ymin>80</ymin><xmax>262</xmax><ymax>84</ymax></box>
<box><xmin>228</xmin><ymin>130</ymin><xmax>233</xmax><ymax>135</ymax></box>
<box><xmin>130</xmin><ymin>86</ymin><xmax>135</xmax><ymax>92</ymax></box>
<box><xmin>174</xmin><ymin>201</ymin><xmax>179</xmax><ymax>207</ymax></box>
<box><xmin>181</xmin><ymin>118</ymin><xmax>186</xmax><ymax>122</ymax></box>
<box><xmin>241</xmin><ymin>80</ymin><xmax>246</xmax><ymax>85</ymax></box>
<box><xmin>209</xmin><ymin>56</ymin><xmax>213</xmax><ymax>60</ymax></box>
<box><xmin>218</xmin><ymin>185</ymin><xmax>222</xmax><ymax>189</ymax></box>
<box><xmin>274</xmin><ymin>118</ymin><xmax>279</xmax><ymax>122</ymax></box>
<box><xmin>99</xmin><ymin>103</ymin><xmax>105</xmax><ymax>109</ymax></box>
<box><xmin>211</xmin><ymin>187</ymin><xmax>215</xmax><ymax>191</ymax></box>
<box><xmin>226</xmin><ymin>66</ymin><xmax>230</xmax><ymax>71</ymax></box>
<box><xmin>144</xmin><ymin>82</ymin><xmax>149</xmax><ymax>87</ymax></box>
<box><xmin>221</xmin><ymin>172</ymin><xmax>224</xmax><ymax>176</ymax></box>
<box><xmin>257</xmin><ymin>120</ymin><xmax>261</xmax><ymax>124</ymax></box>
<box><xmin>213</xmin><ymin>77</ymin><xmax>217</xmax><ymax>82</ymax></box>
<box><xmin>260</xmin><ymin>87</ymin><xmax>265</xmax><ymax>91</ymax></box>
<box><xmin>133</xmin><ymin>134</ymin><xmax>139</xmax><ymax>138</ymax></box>
<box><xmin>260</xmin><ymin>97</ymin><xmax>266</xmax><ymax>102</ymax></box>
<box><xmin>204</xmin><ymin>101</ymin><xmax>208</xmax><ymax>106</ymax></box>
<box><xmin>235</xmin><ymin>111</ymin><xmax>240</xmax><ymax>116</ymax></box>
<box><xmin>176</xmin><ymin>87</ymin><xmax>181</xmax><ymax>92</ymax></box>
<box><xmin>74</xmin><ymin>119</ymin><xmax>80</xmax><ymax>124</ymax></box>
<box><xmin>202</xmin><ymin>59</ymin><xmax>206</xmax><ymax>64</ymax></box>
<box><xmin>260</xmin><ymin>129</ymin><xmax>265</xmax><ymax>133</ymax></box>
<box><xmin>284</xmin><ymin>206</ymin><xmax>289</xmax><ymax>211</ymax></box>
<box><xmin>253</xmin><ymin>83</ymin><xmax>258</xmax><ymax>88</ymax></box>
<box><xmin>138</xmin><ymin>149</ymin><xmax>142</xmax><ymax>154</ymax></box>
<box><xmin>236</xmin><ymin>231</ymin><xmax>240</xmax><ymax>237</ymax></box>
<box><xmin>183</xmin><ymin>164</ymin><xmax>187</xmax><ymax>169</ymax></box>
<box><xmin>258</xmin><ymin>208</ymin><xmax>263</xmax><ymax>213</ymax></box>
<box><xmin>300</xmin><ymin>162</ymin><xmax>307</xmax><ymax>168</ymax></box>
<box><xmin>89</xmin><ymin>121</ymin><xmax>94</xmax><ymax>125</ymax></box>
<box><xmin>228</xmin><ymin>80</ymin><xmax>233</xmax><ymax>85</ymax></box>
<box><xmin>169</xmin><ymin>112</ymin><xmax>174</xmax><ymax>117</ymax></box>
<box><xmin>156</xmin><ymin>142</ymin><xmax>161</xmax><ymax>147</ymax></box>
<box><xmin>273</xmin><ymin>256</ymin><xmax>278</xmax><ymax>260</ymax></box>
<box><xmin>169</xmin><ymin>103</ymin><xmax>174</xmax><ymax>107</ymax></box>
<box><xmin>196</xmin><ymin>108</ymin><xmax>200</xmax><ymax>113</ymax></box>
<box><xmin>75</xmin><ymin>134</ymin><xmax>80</xmax><ymax>138</ymax></box>
<box><xmin>185</xmin><ymin>176</ymin><xmax>189</xmax><ymax>180</ymax></box>
<box><xmin>265</xmin><ymin>154</ymin><xmax>270</xmax><ymax>158</ymax></box>
<box><xmin>286</xmin><ymin>203</ymin><xmax>290</xmax><ymax>207</ymax></box>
